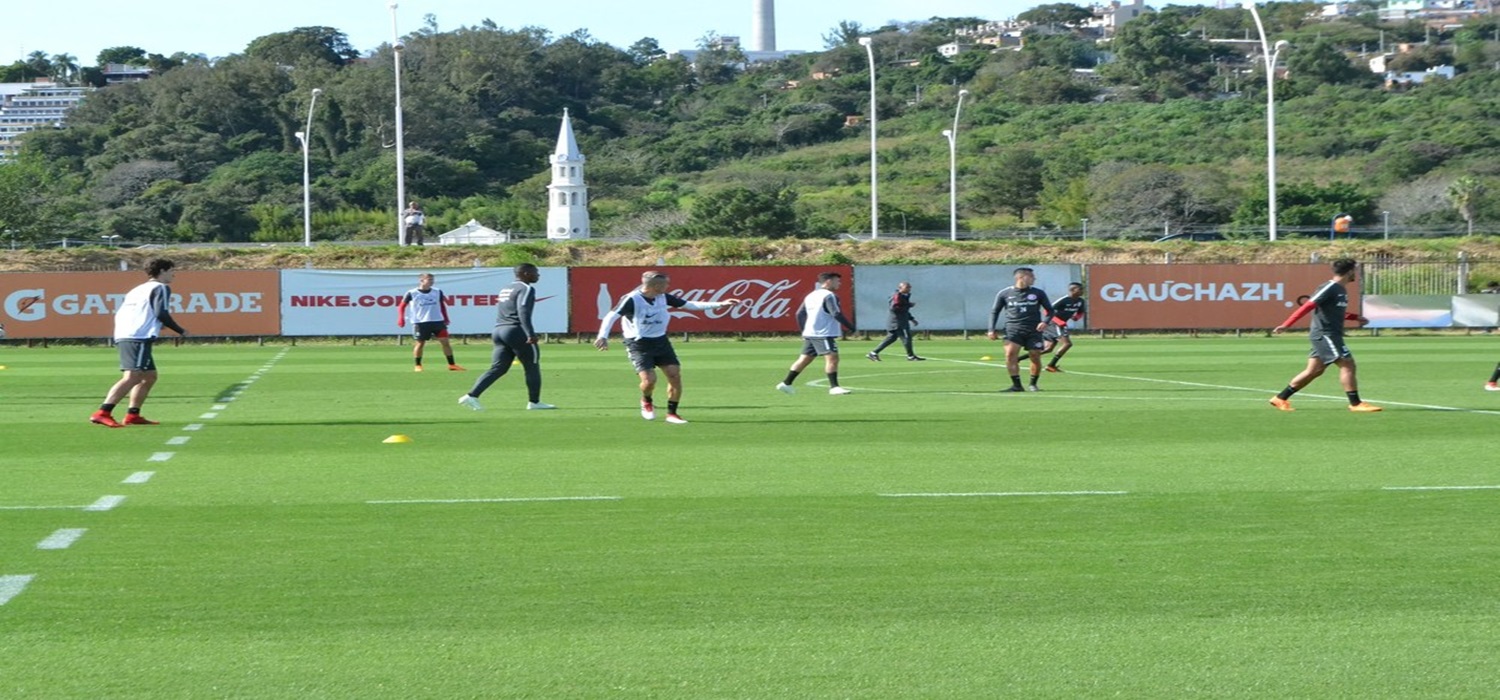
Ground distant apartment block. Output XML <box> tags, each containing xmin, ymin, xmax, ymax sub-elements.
<box><xmin>0</xmin><ymin>80</ymin><xmax>90</xmax><ymax>162</ymax></box>
<box><xmin>102</xmin><ymin>63</ymin><xmax>153</xmax><ymax>84</ymax></box>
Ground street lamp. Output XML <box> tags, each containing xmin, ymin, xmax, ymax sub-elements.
<box><xmin>1081</xmin><ymin>218</ymin><xmax>1089</xmax><ymax>241</ymax></box>
<box><xmin>389</xmin><ymin>0</ymin><xmax>408</xmax><ymax>246</ymax></box>
<box><xmin>1382</xmin><ymin>210</ymin><xmax>1390</xmax><ymax>240</ymax></box>
<box><xmin>943</xmin><ymin>88</ymin><xmax>970</xmax><ymax>241</ymax></box>
<box><xmin>858</xmin><ymin>36</ymin><xmax>877</xmax><ymax>239</ymax></box>
<box><xmin>1245</xmin><ymin>1</ymin><xmax>1289</xmax><ymax>242</ymax></box>
<box><xmin>294</xmin><ymin>87</ymin><xmax>322</xmax><ymax>247</ymax></box>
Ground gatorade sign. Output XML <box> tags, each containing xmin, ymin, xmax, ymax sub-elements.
<box><xmin>0</xmin><ymin>270</ymin><xmax>279</xmax><ymax>338</ymax></box>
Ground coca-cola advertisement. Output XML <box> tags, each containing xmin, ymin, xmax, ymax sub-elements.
<box><xmin>568</xmin><ymin>266</ymin><xmax>855</xmax><ymax>334</ymax></box>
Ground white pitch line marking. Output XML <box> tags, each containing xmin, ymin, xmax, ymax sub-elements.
<box><xmin>183</xmin><ymin>423</ymin><xmax>204</xmax><ymax>431</ymax></box>
<box><xmin>85</xmin><ymin>495</ymin><xmax>125</xmax><ymax>512</ymax></box>
<box><xmin>0</xmin><ymin>504</ymin><xmax>90</xmax><ymax>511</ymax></box>
<box><xmin>147</xmin><ymin>452</ymin><xmax>175</xmax><ymax>462</ymax></box>
<box><xmin>367</xmin><ymin>496</ymin><xmax>622</xmax><ymax>505</ymax></box>
<box><xmin>199</xmin><ymin>412</ymin><xmax>218</xmax><ymax>419</ymax></box>
<box><xmin>1383</xmin><ymin>485</ymin><xmax>1500</xmax><ymax>491</ymax></box>
<box><xmin>879</xmin><ymin>491</ymin><xmax>1129</xmax><ymax>498</ymax></box>
<box><xmin>166</xmin><ymin>436</ymin><xmax>190</xmax><ymax>446</ymax></box>
<box><xmin>0</xmin><ymin>575</ymin><xmax>35</xmax><ymax>606</ymax></box>
<box><xmin>123</xmin><ymin>471</ymin><xmax>155</xmax><ymax>484</ymax></box>
<box><xmin>36</xmin><ymin>528</ymin><xmax>87</xmax><ymax>550</ymax></box>
<box><xmin>212</xmin><ymin>404</ymin><xmax>229</xmax><ymax>410</ymax></box>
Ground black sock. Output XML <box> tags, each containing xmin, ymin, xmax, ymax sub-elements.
<box><xmin>1346</xmin><ymin>391</ymin><xmax>1361</xmax><ymax>406</ymax></box>
<box><xmin>1030</xmin><ymin>374</ymin><xmax>1039</xmax><ymax>386</ymax></box>
<box><xmin>783</xmin><ymin>369</ymin><xmax>801</xmax><ymax>385</ymax></box>
<box><xmin>828</xmin><ymin>371</ymin><xmax>839</xmax><ymax>387</ymax></box>
<box><xmin>643</xmin><ymin>393</ymin><xmax>653</xmax><ymax>404</ymax></box>
<box><xmin>127</xmin><ymin>407</ymin><xmax>141</xmax><ymax>415</ymax></box>
<box><xmin>1010</xmin><ymin>375</ymin><xmax>1022</xmax><ymax>388</ymax></box>
<box><xmin>668</xmin><ymin>401</ymin><xmax>679</xmax><ymax>414</ymax></box>
<box><xmin>1490</xmin><ymin>363</ymin><xmax>1500</xmax><ymax>383</ymax></box>
<box><xmin>100</xmin><ymin>403</ymin><xmax>116</xmax><ymax>413</ymax></box>
<box><xmin>445</xmin><ymin>354</ymin><xmax>455</xmax><ymax>365</ymax></box>
<box><xmin>414</xmin><ymin>356</ymin><xmax>423</xmax><ymax>366</ymax></box>
<box><xmin>1277</xmin><ymin>385</ymin><xmax>1299</xmax><ymax>400</ymax></box>
<box><xmin>1048</xmin><ymin>358</ymin><xmax>1059</xmax><ymax>367</ymax></box>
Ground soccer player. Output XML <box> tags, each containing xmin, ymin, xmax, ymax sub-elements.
<box><xmin>90</xmin><ymin>258</ymin><xmax>187</xmax><ymax>427</ymax></box>
<box><xmin>1269</xmin><ymin>258</ymin><xmax>1382</xmax><ymax>412</ymax></box>
<box><xmin>397</xmin><ymin>273</ymin><xmax>464</xmax><ymax>372</ymax></box>
<box><xmin>866</xmin><ymin>281</ymin><xmax>924</xmax><ymax>362</ymax></box>
<box><xmin>458</xmin><ymin>264</ymin><xmax>554</xmax><ymax>411</ymax></box>
<box><xmin>987</xmin><ymin>267</ymin><xmax>1055</xmax><ymax>392</ymax></box>
<box><xmin>1043</xmin><ymin>282</ymin><xmax>1086</xmax><ymax>373</ymax></box>
<box><xmin>594</xmin><ymin>271</ymin><xmax>740</xmax><ymax>424</ymax></box>
<box><xmin>777</xmin><ymin>271</ymin><xmax>856</xmax><ymax>395</ymax></box>
<box><xmin>1484</xmin><ymin>363</ymin><xmax>1498</xmax><ymax>391</ymax></box>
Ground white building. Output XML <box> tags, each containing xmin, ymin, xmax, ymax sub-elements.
<box><xmin>438</xmin><ymin>219</ymin><xmax>510</xmax><ymax>245</ymax></box>
<box><xmin>546</xmin><ymin>109</ymin><xmax>591</xmax><ymax>240</ymax></box>
<box><xmin>0</xmin><ymin>80</ymin><xmax>90</xmax><ymax>162</ymax></box>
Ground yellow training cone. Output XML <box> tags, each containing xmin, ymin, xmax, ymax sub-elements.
<box><xmin>980</xmin><ymin>356</ymin><xmax>992</xmax><ymax>361</ymax></box>
<box><xmin>383</xmin><ymin>434</ymin><xmax>412</xmax><ymax>444</ymax></box>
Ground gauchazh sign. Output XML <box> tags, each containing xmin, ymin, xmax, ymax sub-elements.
<box><xmin>1088</xmin><ymin>264</ymin><xmax>1358</xmax><ymax>330</ymax></box>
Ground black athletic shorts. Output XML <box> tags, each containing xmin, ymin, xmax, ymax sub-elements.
<box><xmin>1309</xmin><ymin>334</ymin><xmax>1352</xmax><ymax>365</ymax></box>
<box><xmin>413</xmin><ymin>321</ymin><xmax>449</xmax><ymax>341</ymax></box>
<box><xmin>625</xmin><ymin>336</ymin><xmax>680</xmax><ymax>373</ymax></box>
<box><xmin>801</xmin><ymin>337</ymin><xmax>839</xmax><ymax>356</ymax></box>
<box><xmin>1004</xmin><ymin>329</ymin><xmax>1048</xmax><ymax>352</ymax></box>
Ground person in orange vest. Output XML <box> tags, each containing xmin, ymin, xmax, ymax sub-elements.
<box><xmin>1333</xmin><ymin>214</ymin><xmax>1353</xmax><ymax>237</ymax></box>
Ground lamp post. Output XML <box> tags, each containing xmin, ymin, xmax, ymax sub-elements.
<box><xmin>389</xmin><ymin>0</ymin><xmax>408</xmax><ymax>246</ymax></box>
<box><xmin>295</xmin><ymin>88</ymin><xmax>322</xmax><ymax>247</ymax></box>
<box><xmin>858</xmin><ymin>36</ymin><xmax>877</xmax><ymax>239</ymax></box>
<box><xmin>1382</xmin><ymin>210</ymin><xmax>1390</xmax><ymax>240</ymax></box>
<box><xmin>1245</xmin><ymin>2</ymin><xmax>1288</xmax><ymax>242</ymax></box>
<box><xmin>943</xmin><ymin>88</ymin><xmax>970</xmax><ymax>241</ymax></box>
<box><xmin>1081</xmin><ymin>218</ymin><xmax>1089</xmax><ymax>241</ymax></box>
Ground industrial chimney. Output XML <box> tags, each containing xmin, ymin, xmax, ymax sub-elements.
<box><xmin>751</xmin><ymin>0</ymin><xmax>776</xmax><ymax>52</ymax></box>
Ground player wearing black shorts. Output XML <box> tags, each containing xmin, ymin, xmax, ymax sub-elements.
<box><xmin>1043</xmin><ymin>282</ymin><xmax>1086</xmax><ymax>373</ymax></box>
<box><xmin>91</xmin><ymin>258</ymin><xmax>187</xmax><ymax>427</ymax></box>
<box><xmin>987</xmin><ymin>267</ymin><xmax>1054</xmax><ymax>392</ymax></box>
<box><xmin>1269</xmin><ymin>258</ymin><xmax>1382</xmax><ymax>412</ymax></box>
<box><xmin>595</xmin><ymin>271</ymin><xmax>740</xmax><ymax>424</ymax></box>
<box><xmin>397</xmin><ymin>273</ymin><xmax>464</xmax><ymax>372</ymax></box>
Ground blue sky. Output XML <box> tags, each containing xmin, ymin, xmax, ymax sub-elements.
<box><xmin>5</xmin><ymin>0</ymin><xmax>1040</xmax><ymax>66</ymax></box>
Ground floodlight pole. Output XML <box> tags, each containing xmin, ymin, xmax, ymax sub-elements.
<box><xmin>297</xmin><ymin>88</ymin><xmax>322</xmax><ymax>247</ymax></box>
<box><xmin>1245</xmin><ymin>2</ymin><xmax>1289</xmax><ymax>242</ymax></box>
<box><xmin>390</xmin><ymin>0</ymin><xmax>408</xmax><ymax>246</ymax></box>
<box><xmin>859</xmin><ymin>37</ymin><xmax>877</xmax><ymax>239</ymax></box>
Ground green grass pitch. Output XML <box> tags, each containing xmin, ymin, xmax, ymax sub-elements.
<box><xmin>1</xmin><ymin>334</ymin><xmax>1497</xmax><ymax>698</ymax></box>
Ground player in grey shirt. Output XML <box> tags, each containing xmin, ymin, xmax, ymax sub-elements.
<box><xmin>458</xmin><ymin>264</ymin><xmax>554</xmax><ymax>411</ymax></box>
<box><xmin>1269</xmin><ymin>258</ymin><xmax>1381</xmax><ymax>412</ymax></box>
<box><xmin>987</xmin><ymin>267</ymin><xmax>1054</xmax><ymax>392</ymax></box>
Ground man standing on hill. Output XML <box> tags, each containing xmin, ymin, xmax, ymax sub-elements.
<box><xmin>397</xmin><ymin>273</ymin><xmax>464</xmax><ymax>372</ymax></box>
<box><xmin>594</xmin><ymin>271</ymin><xmax>740</xmax><ymax>424</ymax></box>
<box><xmin>867</xmin><ymin>281</ymin><xmax>924</xmax><ymax>362</ymax></box>
<box><xmin>777</xmin><ymin>271</ymin><xmax>856</xmax><ymax>395</ymax></box>
<box><xmin>988</xmin><ymin>267</ymin><xmax>1054</xmax><ymax>392</ymax></box>
<box><xmin>91</xmin><ymin>258</ymin><xmax>187</xmax><ymax>427</ymax></box>
<box><xmin>1043</xmin><ymin>282</ymin><xmax>1086</xmax><ymax>373</ymax></box>
<box><xmin>458</xmin><ymin>264</ymin><xmax>553</xmax><ymax>411</ymax></box>
<box><xmin>402</xmin><ymin>202</ymin><xmax>426</xmax><ymax>246</ymax></box>
<box><xmin>1269</xmin><ymin>258</ymin><xmax>1382</xmax><ymax>412</ymax></box>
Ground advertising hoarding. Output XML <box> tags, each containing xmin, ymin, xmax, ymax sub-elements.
<box><xmin>279</xmin><ymin>268</ymin><xmax>569</xmax><ymax>336</ymax></box>
<box><xmin>1</xmin><ymin>270</ymin><xmax>280</xmax><ymax>338</ymax></box>
<box><xmin>569</xmin><ymin>266</ymin><xmax>854</xmax><ymax>334</ymax></box>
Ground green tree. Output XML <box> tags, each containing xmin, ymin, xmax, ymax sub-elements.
<box><xmin>1101</xmin><ymin>12</ymin><xmax>1218</xmax><ymax>99</ymax></box>
<box><xmin>967</xmin><ymin>148</ymin><xmax>1045</xmax><ymax>220</ymax></box>
<box><xmin>1447</xmin><ymin>176</ymin><xmax>1486</xmax><ymax>235</ymax></box>
<box><xmin>245</xmin><ymin>27</ymin><xmax>359</xmax><ymax>67</ymax></box>
<box><xmin>822</xmin><ymin>21</ymin><xmax>865</xmax><ymax>49</ymax></box>
<box><xmin>1017</xmin><ymin>4</ymin><xmax>1095</xmax><ymax>27</ymax></box>
<box><xmin>678</xmin><ymin>185</ymin><xmax>801</xmax><ymax>238</ymax></box>
<box><xmin>96</xmin><ymin>46</ymin><xmax>148</xmax><ymax>66</ymax></box>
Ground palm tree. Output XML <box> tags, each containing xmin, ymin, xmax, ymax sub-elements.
<box><xmin>23</xmin><ymin>51</ymin><xmax>52</xmax><ymax>81</ymax></box>
<box><xmin>52</xmin><ymin>53</ymin><xmax>78</xmax><ymax>84</ymax></box>
<box><xmin>1447</xmin><ymin>176</ymin><xmax>1486</xmax><ymax>236</ymax></box>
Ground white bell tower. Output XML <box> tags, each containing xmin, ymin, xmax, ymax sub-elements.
<box><xmin>546</xmin><ymin>109</ymin><xmax>591</xmax><ymax>240</ymax></box>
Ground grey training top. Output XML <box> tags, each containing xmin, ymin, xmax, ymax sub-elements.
<box><xmin>989</xmin><ymin>286</ymin><xmax>1054</xmax><ymax>334</ymax></box>
<box><xmin>494</xmin><ymin>280</ymin><xmax>537</xmax><ymax>339</ymax></box>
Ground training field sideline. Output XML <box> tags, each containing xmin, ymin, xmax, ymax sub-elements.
<box><xmin>1</xmin><ymin>335</ymin><xmax>1497</xmax><ymax>697</ymax></box>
